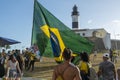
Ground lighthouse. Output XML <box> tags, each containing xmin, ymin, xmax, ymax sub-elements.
<box><xmin>71</xmin><ymin>5</ymin><xmax>79</xmax><ymax>29</ymax></box>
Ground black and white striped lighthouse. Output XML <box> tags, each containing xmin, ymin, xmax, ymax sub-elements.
<box><xmin>71</xmin><ymin>5</ymin><xmax>79</xmax><ymax>29</ymax></box>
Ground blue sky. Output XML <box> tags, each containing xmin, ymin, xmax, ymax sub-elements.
<box><xmin>0</xmin><ymin>0</ymin><xmax>120</xmax><ymax>50</ymax></box>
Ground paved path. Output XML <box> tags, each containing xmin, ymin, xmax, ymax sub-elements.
<box><xmin>22</xmin><ymin>77</ymin><xmax>47</xmax><ymax>80</ymax></box>
<box><xmin>0</xmin><ymin>77</ymin><xmax>47</xmax><ymax>80</ymax></box>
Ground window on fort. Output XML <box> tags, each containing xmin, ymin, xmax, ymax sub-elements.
<box><xmin>82</xmin><ymin>33</ymin><xmax>85</xmax><ymax>36</ymax></box>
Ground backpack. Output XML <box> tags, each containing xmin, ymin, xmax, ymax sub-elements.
<box><xmin>87</xmin><ymin>63</ymin><xmax>98</xmax><ymax>80</ymax></box>
<box><xmin>89</xmin><ymin>67</ymin><xmax>98</xmax><ymax>80</ymax></box>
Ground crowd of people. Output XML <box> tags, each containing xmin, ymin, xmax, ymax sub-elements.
<box><xmin>0</xmin><ymin>46</ymin><xmax>40</xmax><ymax>80</ymax></box>
<box><xmin>0</xmin><ymin>46</ymin><xmax>120</xmax><ymax>80</ymax></box>
<box><xmin>52</xmin><ymin>48</ymin><xmax>120</xmax><ymax>80</ymax></box>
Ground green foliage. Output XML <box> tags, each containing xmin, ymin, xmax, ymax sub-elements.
<box><xmin>5</xmin><ymin>45</ymin><xmax>11</xmax><ymax>50</ymax></box>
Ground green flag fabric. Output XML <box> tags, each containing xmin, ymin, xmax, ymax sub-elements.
<box><xmin>31</xmin><ymin>0</ymin><xmax>94</xmax><ymax>60</ymax></box>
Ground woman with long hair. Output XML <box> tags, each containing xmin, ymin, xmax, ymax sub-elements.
<box><xmin>16</xmin><ymin>54</ymin><xmax>24</xmax><ymax>77</ymax></box>
<box><xmin>6</xmin><ymin>54</ymin><xmax>22</xmax><ymax>80</ymax></box>
<box><xmin>78</xmin><ymin>52</ymin><xmax>91</xmax><ymax>80</ymax></box>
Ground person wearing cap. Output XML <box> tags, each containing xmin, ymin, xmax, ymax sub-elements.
<box><xmin>97</xmin><ymin>53</ymin><xmax>116</xmax><ymax>80</ymax></box>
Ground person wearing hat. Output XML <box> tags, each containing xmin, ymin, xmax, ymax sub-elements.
<box><xmin>97</xmin><ymin>53</ymin><xmax>116</xmax><ymax>80</ymax></box>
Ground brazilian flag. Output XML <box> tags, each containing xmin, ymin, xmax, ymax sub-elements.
<box><xmin>41</xmin><ymin>26</ymin><xmax>65</xmax><ymax>62</ymax></box>
<box><xmin>31</xmin><ymin>0</ymin><xmax>94</xmax><ymax>63</ymax></box>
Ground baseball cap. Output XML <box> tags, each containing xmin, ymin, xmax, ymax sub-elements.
<box><xmin>103</xmin><ymin>53</ymin><xmax>109</xmax><ymax>58</ymax></box>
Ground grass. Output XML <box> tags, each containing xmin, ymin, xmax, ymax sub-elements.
<box><xmin>23</xmin><ymin>53</ymin><xmax>120</xmax><ymax>80</ymax></box>
<box><xmin>23</xmin><ymin>57</ymin><xmax>57</xmax><ymax>80</ymax></box>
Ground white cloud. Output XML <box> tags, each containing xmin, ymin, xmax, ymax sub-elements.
<box><xmin>88</xmin><ymin>19</ymin><xmax>93</xmax><ymax>24</ymax></box>
<box><xmin>112</xmin><ymin>20</ymin><xmax>120</xmax><ymax>23</ymax></box>
<box><xmin>100</xmin><ymin>20</ymin><xmax>120</xmax><ymax>39</ymax></box>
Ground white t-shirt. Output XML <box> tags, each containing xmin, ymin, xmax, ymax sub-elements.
<box><xmin>8</xmin><ymin>60</ymin><xmax>18</xmax><ymax>70</ymax></box>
